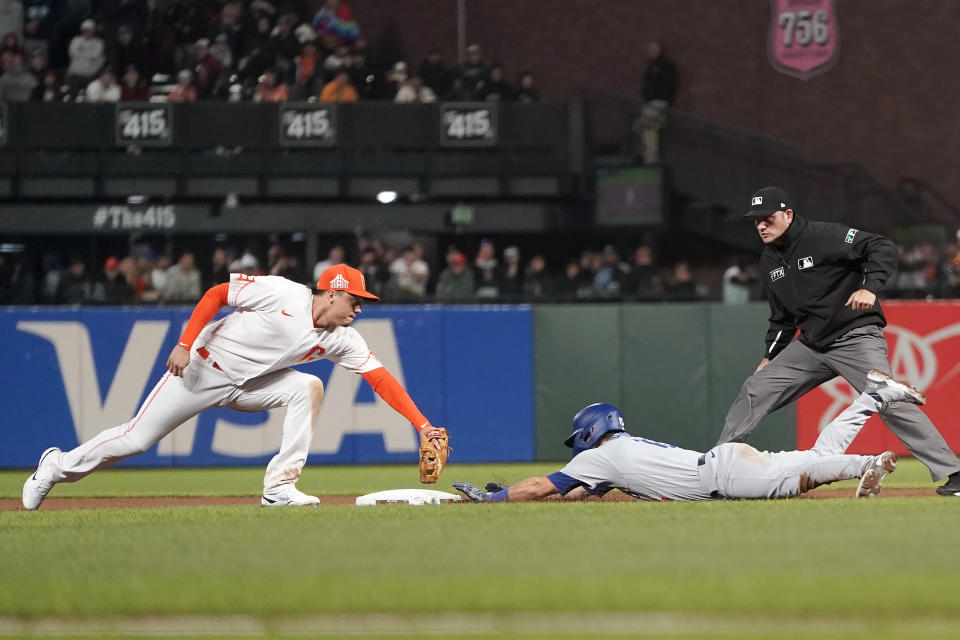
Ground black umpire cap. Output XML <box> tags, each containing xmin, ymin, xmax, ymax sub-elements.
<box><xmin>743</xmin><ymin>186</ymin><xmax>794</xmax><ymax>219</ymax></box>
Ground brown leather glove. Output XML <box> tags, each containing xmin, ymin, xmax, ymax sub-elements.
<box><xmin>419</xmin><ymin>427</ymin><xmax>450</xmax><ymax>484</ymax></box>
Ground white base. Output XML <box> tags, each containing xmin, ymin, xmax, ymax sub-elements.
<box><xmin>355</xmin><ymin>489</ymin><xmax>463</xmax><ymax>506</ymax></box>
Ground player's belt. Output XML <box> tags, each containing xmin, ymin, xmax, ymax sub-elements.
<box><xmin>196</xmin><ymin>346</ymin><xmax>223</xmax><ymax>371</ymax></box>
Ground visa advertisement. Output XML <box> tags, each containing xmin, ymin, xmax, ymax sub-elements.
<box><xmin>0</xmin><ymin>306</ymin><xmax>533</xmax><ymax>467</ymax></box>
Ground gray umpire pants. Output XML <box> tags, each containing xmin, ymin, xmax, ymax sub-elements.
<box><xmin>717</xmin><ymin>326</ymin><xmax>960</xmax><ymax>480</ymax></box>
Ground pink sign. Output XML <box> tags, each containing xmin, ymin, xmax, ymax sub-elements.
<box><xmin>768</xmin><ymin>0</ymin><xmax>840</xmax><ymax>80</ymax></box>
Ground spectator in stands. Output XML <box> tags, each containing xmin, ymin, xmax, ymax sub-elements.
<box><xmin>207</xmin><ymin>247</ymin><xmax>231</xmax><ymax>288</ymax></box>
<box><xmin>515</xmin><ymin>70</ymin><xmax>540</xmax><ymax>103</ymax></box>
<box><xmin>556</xmin><ymin>259</ymin><xmax>586</xmax><ymax>299</ymax></box>
<box><xmin>212</xmin><ymin>0</ymin><xmax>247</xmax><ymax>56</ymax></box>
<box><xmin>318</xmin><ymin>68</ymin><xmax>358</xmax><ymax>102</ymax></box>
<box><xmin>474</xmin><ymin>239</ymin><xmax>500</xmax><ymax>299</ymax></box>
<box><xmin>23</xmin><ymin>0</ymin><xmax>55</xmax><ymax>59</ymax></box>
<box><xmin>418</xmin><ymin>48</ymin><xmax>451</xmax><ymax>98</ymax></box>
<box><xmin>0</xmin><ymin>51</ymin><xmax>38</xmax><ymax>101</ymax></box>
<box><xmin>162</xmin><ymin>251</ymin><xmax>202</xmax><ymax>302</ymax></box>
<box><xmin>592</xmin><ymin>245</ymin><xmax>629</xmax><ymax>298</ymax></box>
<box><xmin>523</xmin><ymin>254</ymin><xmax>553</xmax><ymax>299</ymax></box>
<box><xmin>120</xmin><ymin>65</ymin><xmax>149</xmax><ymax>101</ymax></box>
<box><xmin>313</xmin><ymin>245</ymin><xmax>345</xmax><ymax>282</ymax></box>
<box><xmin>436</xmin><ymin>251</ymin><xmax>475</xmax><ymax>301</ymax></box>
<box><xmin>30</xmin><ymin>67</ymin><xmax>62</xmax><ymax>101</ymax></box>
<box><xmin>722</xmin><ymin>259</ymin><xmax>755</xmax><ymax>304</ymax></box>
<box><xmin>941</xmin><ymin>242</ymin><xmax>960</xmax><ymax>298</ymax></box>
<box><xmin>354</xmin><ymin>247</ymin><xmax>384</xmax><ymax>296</ymax></box>
<box><xmin>348</xmin><ymin>40</ymin><xmax>377</xmax><ymax>99</ymax></box>
<box><xmin>95</xmin><ymin>256</ymin><xmax>134</xmax><ymax>304</ymax></box>
<box><xmin>389</xmin><ymin>243</ymin><xmax>429</xmax><ymax>300</ymax></box>
<box><xmin>663</xmin><ymin>262</ymin><xmax>700</xmax><ymax>301</ymax></box>
<box><xmin>323</xmin><ymin>43</ymin><xmax>350</xmax><ymax>78</ymax></box>
<box><xmin>478</xmin><ymin>62</ymin><xmax>511</xmax><ymax>102</ymax></box>
<box><xmin>150</xmin><ymin>254</ymin><xmax>171</xmax><ymax>294</ymax></box>
<box><xmin>456</xmin><ymin>43</ymin><xmax>487</xmax><ymax>98</ymax></box>
<box><xmin>384</xmin><ymin>60</ymin><xmax>407</xmax><ymax>99</ymax></box>
<box><xmin>254</xmin><ymin>68</ymin><xmax>289</xmax><ymax>102</ymax></box>
<box><xmin>192</xmin><ymin>38</ymin><xmax>222</xmax><ymax>98</ymax></box>
<box><xmin>167</xmin><ymin>69</ymin><xmax>197</xmax><ymax>102</ymax></box>
<box><xmin>210</xmin><ymin>33</ymin><xmax>234</xmax><ymax>71</ymax></box>
<box><xmin>56</xmin><ymin>257</ymin><xmax>93</xmax><ymax>304</ymax></box>
<box><xmin>1</xmin><ymin>31</ymin><xmax>22</xmax><ymax>63</ymax></box>
<box><xmin>394</xmin><ymin>74</ymin><xmax>436</xmax><ymax>103</ymax></box>
<box><xmin>111</xmin><ymin>24</ymin><xmax>146</xmax><ymax>78</ymax></box>
<box><xmin>638</xmin><ymin>39</ymin><xmax>679</xmax><ymax>164</ymax></box>
<box><xmin>27</xmin><ymin>49</ymin><xmax>46</xmax><ymax>80</ymax></box>
<box><xmin>626</xmin><ymin>244</ymin><xmax>659</xmax><ymax>299</ymax></box>
<box><xmin>265</xmin><ymin>13</ymin><xmax>301</xmax><ymax>69</ymax></box>
<box><xmin>85</xmin><ymin>67</ymin><xmax>121</xmax><ymax>103</ymax></box>
<box><xmin>500</xmin><ymin>245</ymin><xmax>523</xmax><ymax>297</ymax></box>
<box><xmin>66</xmin><ymin>19</ymin><xmax>105</xmax><ymax>94</ymax></box>
<box><xmin>293</xmin><ymin>40</ymin><xmax>322</xmax><ymax>98</ymax></box>
<box><xmin>445</xmin><ymin>75</ymin><xmax>472</xmax><ymax>101</ymax></box>
<box><xmin>229</xmin><ymin>249</ymin><xmax>261</xmax><ymax>275</ymax></box>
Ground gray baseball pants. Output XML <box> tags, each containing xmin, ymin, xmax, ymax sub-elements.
<box><xmin>718</xmin><ymin>326</ymin><xmax>960</xmax><ymax>480</ymax></box>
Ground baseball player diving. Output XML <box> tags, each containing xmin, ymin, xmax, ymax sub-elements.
<box><xmin>717</xmin><ymin>186</ymin><xmax>960</xmax><ymax>497</ymax></box>
<box><xmin>454</xmin><ymin>370</ymin><xmax>923</xmax><ymax>503</ymax></box>
<box><xmin>22</xmin><ymin>264</ymin><xmax>450</xmax><ymax>510</ymax></box>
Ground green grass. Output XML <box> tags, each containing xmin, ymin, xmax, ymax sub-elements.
<box><xmin>0</xmin><ymin>460</ymin><xmax>957</xmax><ymax>638</ymax></box>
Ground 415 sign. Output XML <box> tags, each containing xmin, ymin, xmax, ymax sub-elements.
<box><xmin>115</xmin><ymin>104</ymin><xmax>172</xmax><ymax>146</ymax></box>
<box><xmin>440</xmin><ymin>103</ymin><xmax>497</xmax><ymax>147</ymax></box>
<box><xmin>279</xmin><ymin>104</ymin><xmax>337</xmax><ymax>146</ymax></box>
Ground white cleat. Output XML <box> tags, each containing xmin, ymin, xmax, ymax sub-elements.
<box><xmin>261</xmin><ymin>485</ymin><xmax>321</xmax><ymax>506</ymax></box>
<box><xmin>855</xmin><ymin>451</ymin><xmax>898</xmax><ymax>498</ymax></box>
<box><xmin>865</xmin><ymin>370</ymin><xmax>926</xmax><ymax>408</ymax></box>
<box><xmin>21</xmin><ymin>447</ymin><xmax>62</xmax><ymax>510</ymax></box>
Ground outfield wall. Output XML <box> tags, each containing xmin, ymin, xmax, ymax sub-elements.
<box><xmin>2</xmin><ymin>302</ymin><xmax>958</xmax><ymax>468</ymax></box>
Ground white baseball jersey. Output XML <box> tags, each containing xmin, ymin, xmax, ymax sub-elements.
<box><xmin>551</xmin><ymin>433</ymin><xmax>714</xmax><ymax>501</ymax></box>
<box><xmin>195</xmin><ymin>273</ymin><xmax>383</xmax><ymax>384</ymax></box>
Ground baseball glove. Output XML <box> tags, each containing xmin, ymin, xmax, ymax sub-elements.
<box><xmin>419</xmin><ymin>427</ymin><xmax>450</xmax><ymax>484</ymax></box>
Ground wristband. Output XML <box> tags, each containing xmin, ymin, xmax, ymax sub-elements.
<box><xmin>488</xmin><ymin>489</ymin><xmax>510</xmax><ymax>503</ymax></box>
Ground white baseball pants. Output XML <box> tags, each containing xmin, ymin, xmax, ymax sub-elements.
<box><xmin>702</xmin><ymin>392</ymin><xmax>879</xmax><ymax>499</ymax></box>
<box><xmin>45</xmin><ymin>356</ymin><xmax>324</xmax><ymax>492</ymax></box>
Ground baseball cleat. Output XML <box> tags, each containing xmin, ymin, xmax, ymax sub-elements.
<box><xmin>453</xmin><ymin>481</ymin><xmax>490</xmax><ymax>503</ymax></box>
<box><xmin>21</xmin><ymin>447</ymin><xmax>62</xmax><ymax>510</ymax></box>
<box><xmin>261</xmin><ymin>485</ymin><xmax>320</xmax><ymax>506</ymax></box>
<box><xmin>936</xmin><ymin>472</ymin><xmax>960</xmax><ymax>496</ymax></box>
<box><xmin>865</xmin><ymin>370</ymin><xmax>926</xmax><ymax>408</ymax></box>
<box><xmin>855</xmin><ymin>451</ymin><xmax>897</xmax><ymax>498</ymax></box>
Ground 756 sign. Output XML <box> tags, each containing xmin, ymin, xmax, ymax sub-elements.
<box><xmin>768</xmin><ymin>0</ymin><xmax>840</xmax><ymax>81</ymax></box>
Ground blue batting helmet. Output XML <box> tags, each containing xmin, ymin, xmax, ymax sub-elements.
<box><xmin>564</xmin><ymin>403</ymin><xmax>626</xmax><ymax>457</ymax></box>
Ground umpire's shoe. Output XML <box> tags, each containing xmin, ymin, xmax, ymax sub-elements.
<box><xmin>865</xmin><ymin>370</ymin><xmax>926</xmax><ymax>408</ymax></box>
<box><xmin>21</xmin><ymin>447</ymin><xmax>62</xmax><ymax>510</ymax></box>
<box><xmin>936</xmin><ymin>472</ymin><xmax>960</xmax><ymax>496</ymax></box>
<box><xmin>855</xmin><ymin>451</ymin><xmax>897</xmax><ymax>498</ymax></box>
<box><xmin>261</xmin><ymin>484</ymin><xmax>320</xmax><ymax>506</ymax></box>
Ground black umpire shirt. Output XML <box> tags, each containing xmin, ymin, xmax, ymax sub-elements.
<box><xmin>759</xmin><ymin>214</ymin><xmax>898</xmax><ymax>358</ymax></box>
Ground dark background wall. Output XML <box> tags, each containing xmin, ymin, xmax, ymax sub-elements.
<box><xmin>353</xmin><ymin>0</ymin><xmax>960</xmax><ymax>209</ymax></box>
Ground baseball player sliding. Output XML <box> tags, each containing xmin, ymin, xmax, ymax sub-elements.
<box><xmin>22</xmin><ymin>264</ymin><xmax>449</xmax><ymax>510</ymax></box>
<box><xmin>454</xmin><ymin>370</ymin><xmax>924</xmax><ymax>503</ymax></box>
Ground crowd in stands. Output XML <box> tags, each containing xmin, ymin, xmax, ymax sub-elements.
<box><xmin>4</xmin><ymin>232</ymin><xmax>960</xmax><ymax>306</ymax></box>
<box><xmin>0</xmin><ymin>0</ymin><xmax>541</xmax><ymax>105</ymax></box>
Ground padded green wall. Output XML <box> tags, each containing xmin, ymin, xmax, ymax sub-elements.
<box><xmin>534</xmin><ymin>303</ymin><xmax>796</xmax><ymax>461</ymax></box>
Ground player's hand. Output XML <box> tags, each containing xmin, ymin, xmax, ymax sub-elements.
<box><xmin>845</xmin><ymin>288</ymin><xmax>877</xmax><ymax>311</ymax></box>
<box><xmin>453</xmin><ymin>481</ymin><xmax>490</xmax><ymax>503</ymax></box>
<box><xmin>485</xmin><ymin>482</ymin><xmax>509</xmax><ymax>493</ymax></box>
<box><xmin>166</xmin><ymin>345</ymin><xmax>191</xmax><ymax>377</ymax></box>
<box><xmin>755</xmin><ymin>358</ymin><xmax>771</xmax><ymax>374</ymax></box>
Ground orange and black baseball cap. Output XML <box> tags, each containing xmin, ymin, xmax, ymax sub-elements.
<box><xmin>317</xmin><ymin>263</ymin><xmax>379</xmax><ymax>300</ymax></box>
<box><xmin>743</xmin><ymin>186</ymin><xmax>794</xmax><ymax>219</ymax></box>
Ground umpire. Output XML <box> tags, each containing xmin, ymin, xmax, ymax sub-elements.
<box><xmin>717</xmin><ymin>186</ymin><xmax>960</xmax><ymax>496</ymax></box>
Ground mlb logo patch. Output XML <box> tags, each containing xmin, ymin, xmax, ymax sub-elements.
<box><xmin>798</xmin><ymin>256</ymin><xmax>814</xmax><ymax>270</ymax></box>
<box><xmin>845</xmin><ymin>228</ymin><xmax>858</xmax><ymax>243</ymax></box>
<box><xmin>752</xmin><ymin>196</ymin><xmax>763</xmax><ymax>206</ymax></box>
<box><xmin>770</xmin><ymin>267</ymin><xmax>785</xmax><ymax>282</ymax></box>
